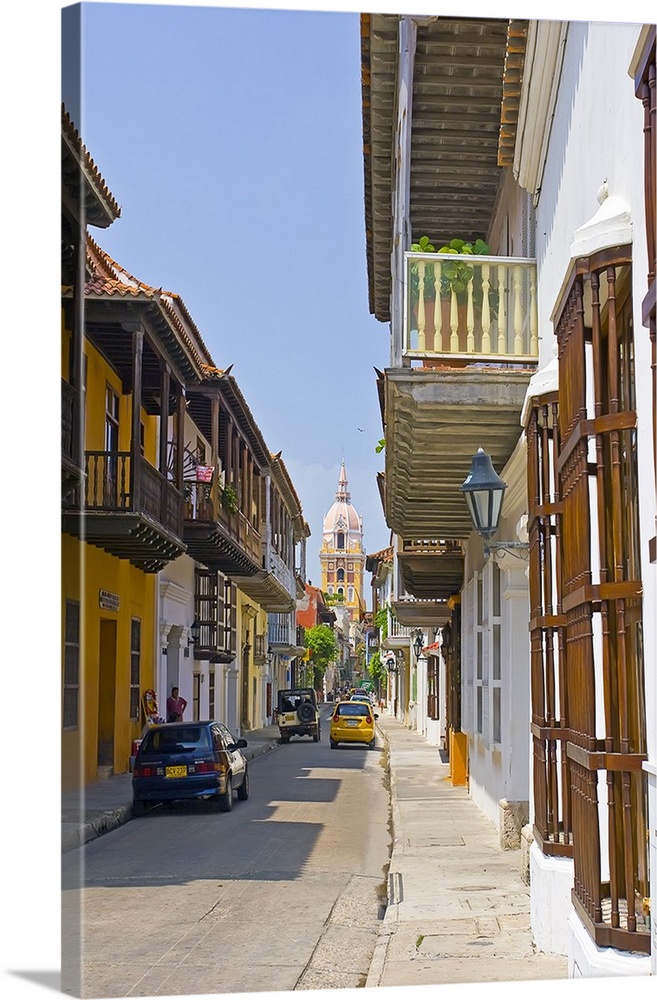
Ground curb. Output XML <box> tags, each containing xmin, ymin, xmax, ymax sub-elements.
<box><xmin>62</xmin><ymin>738</ymin><xmax>281</xmax><ymax>855</ymax></box>
<box><xmin>365</xmin><ymin>721</ymin><xmax>403</xmax><ymax>988</ymax></box>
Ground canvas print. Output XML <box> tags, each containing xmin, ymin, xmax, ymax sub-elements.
<box><xmin>59</xmin><ymin>2</ymin><xmax>656</xmax><ymax>999</ymax></box>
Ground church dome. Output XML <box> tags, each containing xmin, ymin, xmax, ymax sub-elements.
<box><xmin>322</xmin><ymin>461</ymin><xmax>363</xmax><ymax>541</ymax></box>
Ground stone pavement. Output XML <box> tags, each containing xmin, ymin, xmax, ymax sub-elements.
<box><xmin>367</xmin><ymin>712</ymin><xmax>568</xmax><ymax>988</ymax></box>
<box><xmin>61</xmin><ymin>710</ymin><xmax>568</xmax><ymax>990</ymax></box>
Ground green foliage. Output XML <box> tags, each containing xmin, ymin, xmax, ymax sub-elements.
<box><xmin>375</xmin><ymin>438</ymin><xmax>385</xmax><ymax>454</ymax></box>
<box><xmin>324</xmin><ymin>591</ymin><xmax>345</xmax><ymax>605</ymax></box>
<box><xmin>374</xmin><ymin>604</ymin><xmax>390</xmax><ymax>643</ymax></box>
<box><xmin>436</xmin><ymin>238</ymin><xmax>492</xmax><ymax>305</ymax></box>
<box><xmin>368</xmin><ymin>650</ymin><xmax>385</xmax><ymax>680</ymax></box>
<box><xmin>221</xmin><ymin>483</ymin><xmax>239</xmax><ymax>515</ymax></box>
<box><xmin>304</xmin><ymin>624</ymin><xmax>339</xmax><ymax>674</ymax></box>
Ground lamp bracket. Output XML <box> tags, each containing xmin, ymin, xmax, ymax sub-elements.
<box><xmin>483</xmin><ymin>541</ymin><xmax>529</xmax><ymax>560</ymax></box>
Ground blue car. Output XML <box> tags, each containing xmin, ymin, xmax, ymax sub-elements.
<box><xmin>132</xmin><ymin>721</ymin><xmax>249</xmax><ymax>816</ymax></box>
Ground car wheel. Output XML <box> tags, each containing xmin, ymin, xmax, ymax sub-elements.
<box><xmin>218</xmin><ymin>775</ymin><xmax>233</xmax><ymax>812</ymax></box>
<box><xmin>297</xmin><ymin>702</ymin><xmax>315</xmax><ymax>724</ymax></box>
<box><xmin>237</xmin><ymin>767</ymin><xmax>249</xmax><ymax>801</ymax></box>
<box><xmin>368</xmin><ymin>738</ymin><xmax>376</xmax><ymax>749</ymax></box>
<box><xmin>313</xmin><ymin>728</ymin><xmax>320</xmax><ymax>743</ymax></box>
<box><xmin>132</xmin><ymin>798</ymin><xmax>146</xmax><ymax>818</ymax></box>
<box><xmin>280</xmin><ymin>732</ymin><xmax>290</xmax><ymax>744</ymax></box>
<box><xmin>330</xmin><ymin>739</ymin><xmax>338</xmax><ymax>749</ymax></box>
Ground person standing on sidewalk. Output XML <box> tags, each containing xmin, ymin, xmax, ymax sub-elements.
<box><xmin>166</xmin><ymin>686</ymin><xmax>187</xmax><ymax>722</ymax></box>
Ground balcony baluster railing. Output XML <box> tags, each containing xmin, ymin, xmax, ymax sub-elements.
<box><xmin>404</xmin><ymin>252</ymin><xmax>538</xmax><ymax>365</ymax></box>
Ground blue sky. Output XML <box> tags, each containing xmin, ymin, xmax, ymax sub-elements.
<box><xmin>63</xmin><ymin>2</ymin><xmax>393</xmax><ymax>581</ymax></box>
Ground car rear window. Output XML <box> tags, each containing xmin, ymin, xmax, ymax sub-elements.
<box><xmin>141</xmin><ymin>727</ymin><xmax>211</xmax><ymax>754</ymax></box>
<box><xmin>335</xmin><ymin>703</ymin><xmax>370</xmax><ymax>717</ymax></box>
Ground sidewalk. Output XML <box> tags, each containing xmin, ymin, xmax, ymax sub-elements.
<box><xmin>367</xmin><ymin>712</ymin><xmax>568</xmax><ymax>987</ymax></box>
<box><xmin>61</xmin><ymin>722</ymin><xmax>281</xmax><ymax>854</ymax></box>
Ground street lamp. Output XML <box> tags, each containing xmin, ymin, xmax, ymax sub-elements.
<box><xmin>413</xmin><ymin>631</ymin><xmax>424</xmax><ymax>660</ymax></box>
<box><xmin>385</xmin><ymin>654</ymin><xmax>398</xmax><ymax>674</ymax></box>
<box><xmin>460</xmin><ymin>448</ymin><xmax>529</xmax><ymax>558</ymax></box>
<box><xmin>460</xmin><ymin>448</ymin><xmax>506</xmax><ymax>540</ymax></box>
<box><xmin>188</xmin><ymin>619</ymin><xmax>201</xmax><ymax>646</ymax></box>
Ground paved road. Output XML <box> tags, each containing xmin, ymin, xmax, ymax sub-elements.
<box><xmin>62</xmin><ymin>709</ymin><xmax>390</xmax><ymax>997</ymax></box>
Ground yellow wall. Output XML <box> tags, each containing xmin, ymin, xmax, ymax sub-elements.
<box><xmin>62</xmin><ymin>327</ymin><xmax>160</xmax><ymax>790</ymax></box>
<box><xmin>62</xmin><ymin>534</ymin><xmax>157</xmax><ymax>790</ymax></box>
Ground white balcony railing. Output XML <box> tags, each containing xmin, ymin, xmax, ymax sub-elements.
<box><xmin>404</xmin><ymin>252</ymin><xmax>538</xmax><ymax>364</ymax></box>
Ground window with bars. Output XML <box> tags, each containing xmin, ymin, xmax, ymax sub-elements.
<box><xmin>63</xmin><ymin>601</ymin><xmax>80</xmax><ymax>729</ymax></box>
<box><xmin>209</xmin><ymin>670</ymin><xmax>216</xmax><ymax>720</ymax></box>
<box><xmin>130</xmin><ymin>618</ymin><xmax>141</xmax><ymax>720</ymax></box>
<box><xmin>553</xmin><ymin>248</ymin><xmax>649</xmax><ymax>953</ymax></box>
<box><xmin>194</xmin><ymin>568</ymin><xmax>237</xmax><ymax>656</ymax></box>
<box><xmin>427</xmin><ymin>657</ymin><xmax>439</xmax><ymax>720</ymax></box>
<box><xmin>462</xmin><ymin>564</ymin><xmax>501</xmax><ymax>746</ymax></box>
<box><xmin>526</xmin><ymin>392</ymin><xmax>572</xmax><ymax>857</ymax></box>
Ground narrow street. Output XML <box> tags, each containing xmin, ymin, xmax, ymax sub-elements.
<box><xmin>62</xmin><ymin>708</ymin><xmax>390</xmax><ymax>997</ymax></box>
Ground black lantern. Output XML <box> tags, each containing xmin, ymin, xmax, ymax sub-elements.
<box><xmin>413</xmin><ymin>631</ymin><xmax>424</xmax><ymax>660</ymax></box>
<box><xmin>385</xmin><ymin>654</ymin><xmax>397</xmax><ymax>674</ymax></box>
<box><xmin>460</xmin><ymin>448</ymin><xmax>507</xmax><ymax>540</ymax></box>
<box><xmin>188</xmin><ymin>619</ymin><xmax>201</xmax><ymax>646</ymax></box>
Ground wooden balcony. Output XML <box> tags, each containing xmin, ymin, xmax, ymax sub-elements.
<box><xmin>398</xmin><ymin>538</ymin><xmax>464</xmax><ymax>602</ymax></box>
<box><xmin>183</xmin><ymin>482</ymin><xmax>263</xmax><ymax>577</ymax></box>
<box><xmin>268</xmin><ymin>621</ymin><xmax>305</xmax><ymax>656</ymax></box>
<box><xmin>61</xmin><ymin>379</ymin><xmax>84</xmax><ymax>495</ymax></box>
<box><xmin>404</xmin><ymin>252</ymin><xmax>538</xmax><ymax>365</ymax></box>
<box><xmin>62</xmin><ymin>450</ymin><xmax>185</xmax><ymax>572</ymax></box>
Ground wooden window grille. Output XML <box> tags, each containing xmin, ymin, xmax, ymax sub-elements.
<box><xmin>129</xmin><ymin>618</ymin><xmax>141</xmax><ymax>720</ymax></box>
<box><xmin>462</xmin><ymin>578</ymin><xmax>475</xmax><ymax>735</ymax></box>
<box><xmin>195</xmin><ymin>568</ymin><xmax>219</xmax><ymax>650</ymax></box>
<box><xmin>555</xmin><ymin>249</ymin><xmax>649</xmax><ymax>953</ymax></box>
<box><xmin>527</xmin><ymin>392</ymin><xmax>572</xmax><ymax>857</ymax></box>
<box><xmin>633</xmin><ymin>27</ymin><xmax>656</xmax><ymax>559</ymax></box>
<box><xmin>192</xmin><ymin>674</ymin><xmax>201</xmax><ymax>722</ymax></box>
<box><xmin>427</xmin><ymin>657</ymin><xmax>439</xmax><ymax>720</ymax></box>
<box><xmin>63</xmin><ymin>601</ymin><xmax>80</xmax><ymax>729</ymax></box>
<box><xmin>209</xmin><ymin>670</ymin><xmax>216</xmax><ymax>720</ymax></box>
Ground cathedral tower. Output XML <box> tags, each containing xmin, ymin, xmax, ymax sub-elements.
<box><xmin>319</xmin><ymin>461</ymin><xmax>365</xmax><ymax>617</ymax></box>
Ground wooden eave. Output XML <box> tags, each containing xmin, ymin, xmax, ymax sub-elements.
<box><xmin>384</xmin><ymin>366</ymin><xmax>532</xmax><ymax>539</ymax></box>
<box><xmin>397</xmin><ymin>548</ymin><xmax>464</xmax><ymax>601</ymax></box>
<box><xmin>361</xmin><ymin>14</ymin><xmax>518</xmax><ymax>323</ymax></box>
<box><xmin>392</xmin><ymin>599</ymin><xmax>452</xmax><ymax>627</ymax></box>
<box><xmin>270</xmin><ymin>452</ymin><xmax>305</xmax><ymax>524</ymax></box>
<box><xmin>183</xmin><ymin>521</ymin><xmax>262</xmax><ymax>577</ymax></box>
<box><xmin>61</xmin><ymin>105</ymin><xmax>121</xmax><ymax>229</ymax></box>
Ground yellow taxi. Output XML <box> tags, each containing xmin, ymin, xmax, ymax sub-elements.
<box><xmin>329</xmin><ymin>699</ymin><xmax>378</xmax><ymax>749</ymax></box>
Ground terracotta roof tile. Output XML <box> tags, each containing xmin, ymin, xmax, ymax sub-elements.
<box><xmin>62</xmin><ymin>104</ymin><xmax>121</xmax><ymax>224</ymax></box>
<box><xmin>84</xmin><ymin>236</ymin><xmax>215</xmax><ymax>370</ymax></box>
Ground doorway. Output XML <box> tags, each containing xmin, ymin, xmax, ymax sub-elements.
<box><xmin>98</xmin><ymin>619</ymin><xmax>117</xmax><ymax>770</ymax></box>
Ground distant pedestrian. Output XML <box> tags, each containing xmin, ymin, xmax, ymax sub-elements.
<box><xmin>166</xmin><ymin>686</ymin><xmax>187</xmax><ymax>722</ymax></box>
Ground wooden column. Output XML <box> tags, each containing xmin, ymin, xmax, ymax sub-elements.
<box><xmin>130</xmin><ymin>327</ymin><xmax>144</xmax><ymax>502</ymax></box>
<box><xmin>175</xmin><ymin>387</ymin><xmax>185</xmax><ymax>491</ymax></box>
<box><xmin>158</xmin><ymin>364</ymin><xmax>170</xmax><ymax>476</ymax></box>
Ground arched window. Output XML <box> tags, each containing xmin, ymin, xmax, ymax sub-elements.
<box><xmin>337</xmin><ymin>587</ymin><xmax>344</xmax><ymax>599</ymax></box>
<box><xmin>337</xmin><ymin>532</ymin><xmax>345</xmax><ymax>549</ymax></box>
<box><xmin>337</xmin><ymin>568</ymin><xmax>345</xmax><ymax>582</ymax></box>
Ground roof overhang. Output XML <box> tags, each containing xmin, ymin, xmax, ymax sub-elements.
<box><xmin>384</xmin><ymin>366</ymin><xmax>532</xmax><ymax>539</ymax></box>
<box><xmin>362</xmin><ymin>14</ymin><xmax>515</xmax><ymax>323</ymax></box>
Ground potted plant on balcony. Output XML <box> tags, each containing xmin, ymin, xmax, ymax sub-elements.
<box><xmin>436</xmin><ymin>237</ymin><xmax>494</xmax><ymax>352</ymax></box>
<box><xmin>221</xmin><ymin>482</ymin><xmax>239</xmax><ymax>516</ymax></box>
<box><xmin>409</xmin><ymin>235</ymin><xmax>438</xmax><ymax>347</ymax></box>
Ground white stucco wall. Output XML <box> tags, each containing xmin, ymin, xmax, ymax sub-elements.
<box><xmin>530</xmin><ymin>19</ymin><xmax>655</xmax><ymax>974</ymax></box>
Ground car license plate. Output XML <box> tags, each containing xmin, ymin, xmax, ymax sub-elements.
<box><xmin>165</xmin><ymin>765</ymin><xmax>187</xmax><ymax>779</ymax></box>
<box><xmin>346</xmin><ymin>720</ymin><xmax>358</xmax><ymax>727</ymax></box>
